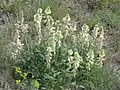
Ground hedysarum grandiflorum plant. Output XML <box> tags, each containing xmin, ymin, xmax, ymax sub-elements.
<box><xmin>13</xmin><ymin>6</ymin><xmax>105</xmax><ymax>90</ymax></box>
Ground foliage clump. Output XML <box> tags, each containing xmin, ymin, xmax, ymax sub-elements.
<box><xmin>10</xmin><ymin>6</ymin><xmax>118</xmax><ymax>90</ymax></box>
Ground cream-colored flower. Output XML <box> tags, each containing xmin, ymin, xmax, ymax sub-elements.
<box><xmin>37</xmin><ymin>8</ymin><xmax>43</xmax><ymax>14</ymax></box>
<box><xmin>68</xmin><ymin>49</ymin><xmax>73</xmax><ymax>55</ymax></box>
<box><xmin>34</xmin><ymin>13</ymin><xmax>42</xmax><ymax>22</ymax></box>
<box><xmin>82</xmin><ymin>24</ymin><xmax>89</xmax><ymax>33</ymax></box>
<box><xmin>70</xmin><ymin>23</ymin><xmax>77</xmax><ymax>31</ymax></box>
<box><xmin>93</xmin><ymin>24</ymin><xmax>100</xmax><ymax>38</ymax></box>
<box><xmin>63</xmin><ymin>14</ymin><xmax>71</xmax><ymax>22</ymax></box>
<box><xmin>47</xmin><ymin>47</ymin><xmax>52</xmax><ymax>52</ymax></box>
<box><xmin>45</xmin><ymin>6</ymin><xmax>51</xmax><ymax>14</ymax></box>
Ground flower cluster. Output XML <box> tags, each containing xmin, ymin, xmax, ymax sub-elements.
<box><xmin>68</xmin><ymin>49</ymin><xmax>83</xmax><ymax>75</ymax></box>
<box><xmin>34</xmin><ymin>8</ymin><xmax>43</xmax><ymax>44</ymax></box>
<box><xmin>15</xmin><ymin>67</ymin><xmax>40</xmax><ymax>89</ymax></box>
<box><xmin>13</xmin><ymin>11</ymin><xmax>28</xmax><ymax>59</ymax></box>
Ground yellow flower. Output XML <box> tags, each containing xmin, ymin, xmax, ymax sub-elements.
<box><xmin>16</xmin><ymin>80</ymin><xmax>21</xmax><ymax>84</ymax></box>
<box><xmin>15</xmin><ymin>67</ymin><xmax>21</xmax><ymax>73</ymax></box>
<box><xmin>22</xmin><ymin>73</ymin><xmax>27</xmax><ymax>79</ymax></box>
<box><xmin>34</xmin><ymin>80</ymin><xmax>40</xmax><ymax>89</ymax></box>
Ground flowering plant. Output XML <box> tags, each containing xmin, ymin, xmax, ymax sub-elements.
<box><xmin>13</xmin><ymin>6</ymin><xmax>105</xmax><ymax>90</ymax></box>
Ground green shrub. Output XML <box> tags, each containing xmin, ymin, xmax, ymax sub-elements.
<box><xmin>101</xmin><ymin>11</ymin><xmax>120</xmax><ymax>28</ymax></box>
<box><xmin>0</xmin><ymin>0</ymin><xmax>72</xmax><ymax>21</ymax></box>
<box><xmin>88</xmin><ymin>66</ymin><xmax>118</xmax><ymax>90</ymax></box>
<box><xmin>83</xmin><ymin>0</ymin><xmax>104</xmax><ymax>11</ymax></box>
<box><xmin>100</xmin><ymin>10</ymin><xmax>120</xmax><ymax>53</ymax></box>
<box><xmin>86</xmin><ymin>16</ymin><xmax>101</xmax><ymax>30</ymax></box>
<box><xmin>40</xmin><ymin>0</ymin><xmax>73</xmax><ymax>19</ymax></box>
<box><xmin>10</xmin><ymin>7</ymin><xmax>118</xmax><ymax>90</ymax></box>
